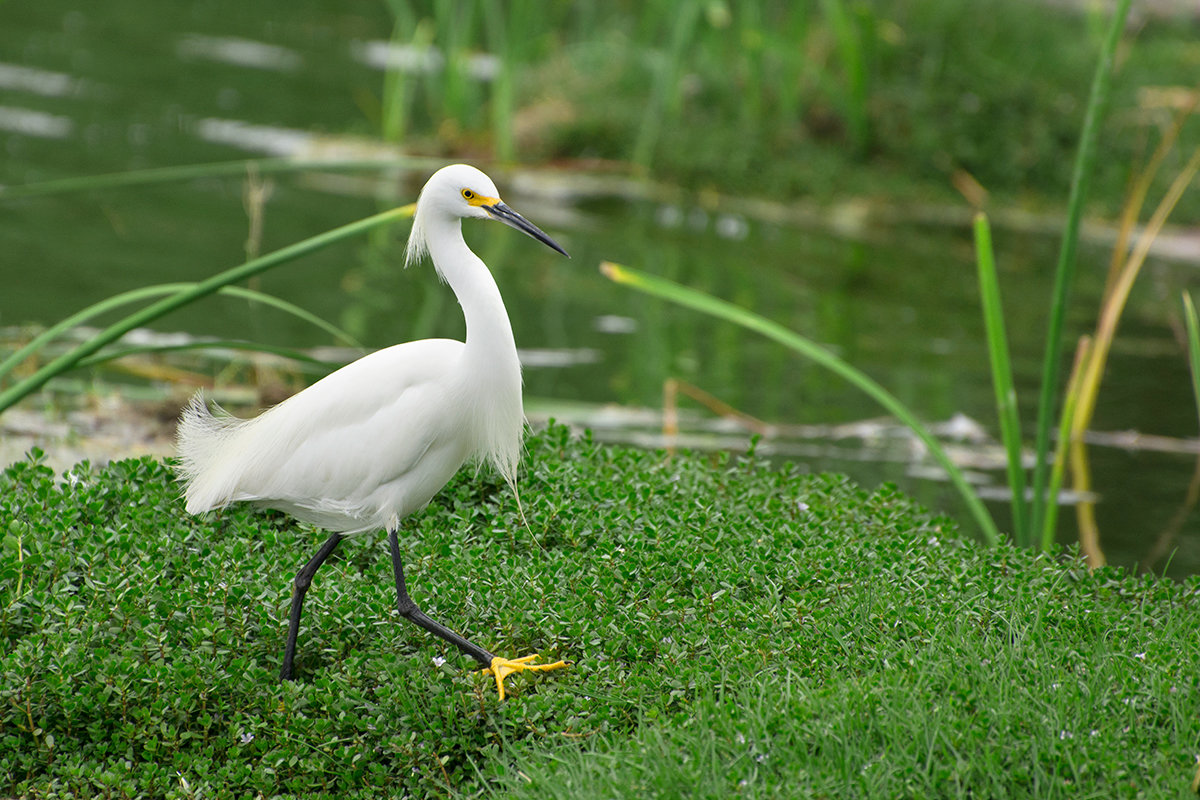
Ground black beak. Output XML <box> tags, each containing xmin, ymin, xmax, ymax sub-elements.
<box><xmin>485</xmin><ymin>202</ymin><xmax>570</xmax><ymax>258</ymax></box>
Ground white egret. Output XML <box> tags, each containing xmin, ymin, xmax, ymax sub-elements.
<box><xmin>176</xmin><ymin>164</ymin><xmax>570</xmax><ymax>699</ymax></box>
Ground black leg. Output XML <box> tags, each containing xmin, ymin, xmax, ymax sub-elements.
<box><xmin>280</xmin><ymin>531</ymin><xmax>343</xmax><ymax>681</ymax></box>
<box><xmin>388</xmin><ymin>528</ymin><xmax>496</xmax><ymax>668</ymax></box>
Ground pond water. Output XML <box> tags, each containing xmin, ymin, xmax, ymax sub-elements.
<box><xmin>2</xmin><ymin>3</ymin><xmax>1198</xmax><ymax>577</ymax></box>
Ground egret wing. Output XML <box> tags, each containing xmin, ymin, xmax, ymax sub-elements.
<box><xmin>180</xmin><ymin>339</ymin><xmax>471</xmax><ymax>532</ymax></box>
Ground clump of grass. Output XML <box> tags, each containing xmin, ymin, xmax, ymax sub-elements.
<box><xmin>1062</xmin><ymin>133</ymin><xmax>1200</xmax><ymax>567</ymax></box>
<box><xmin>990</xmin><ymin>0</ymin><xmax>1199</xmax><ymax>562</ymax></box>
<box><xmin>2</xmin><ymin>425</ymin><xmax>1197</xmax><ymax>797</ymax></box>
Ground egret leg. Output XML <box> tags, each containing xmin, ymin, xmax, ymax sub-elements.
<box><xmin>280</xmin><ymin>531</ymin><xmax>342</xmax><ymax>681</ymax></box>
<box><xmin>388</xmin><ymin>528</ymin><xmax>495</xmax><ymax>667</ymax></box>
<box><xmin>387</xmin><ymin>529</ymin><xmax>569</xmax><ymax>699</ymax></box>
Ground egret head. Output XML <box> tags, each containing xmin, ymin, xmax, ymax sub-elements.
<box><xmin>405</xmin><ymin>164</ymin><xmax>568</xmax><ymax>269</ymax></box>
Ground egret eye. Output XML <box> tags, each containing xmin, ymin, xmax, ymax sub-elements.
<box><xmin>461</xmin><ymin>189</ymin><xmax>475</xmax><ymax>201</ymax></box>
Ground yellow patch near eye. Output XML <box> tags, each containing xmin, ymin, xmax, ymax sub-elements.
<box><xmin>462</xmin><ymin>188</ymin><xmax>499</xmax><ymax>207</ymax></box>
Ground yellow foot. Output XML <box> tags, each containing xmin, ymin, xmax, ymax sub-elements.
<box><xmin>481</xmin><ymin>654</ymin><xmax>569</xmax><ymax>700</ymax></box>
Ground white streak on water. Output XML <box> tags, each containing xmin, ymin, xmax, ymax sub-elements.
<box><xmin>353</xmin><ymin>41</ymin><xmax>498</xmax><ymax>81</ymax></box>
<box><xmin>0</xmin><ymin>63</ymin><xmax>83</xmax><ymax>97</ymax></box>
<box><xmin>0</xmin><ymin>106</ymin><xmax>72</xmax><ymax>138</ymax></box>
<box><xmin>194</xmin><ymin>118</ymin><xmax>314</xmax><ymax>155</ymax></box>
<box><xmin>177</xmin><ymin>34</ymin><xmax>303</xmax><ymax>72</ymax></box>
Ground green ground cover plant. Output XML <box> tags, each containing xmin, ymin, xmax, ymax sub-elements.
<box><xmin>2</xmin><ymin>425</ymin><xmax>1197</xmax><ymax>798</ymax></box>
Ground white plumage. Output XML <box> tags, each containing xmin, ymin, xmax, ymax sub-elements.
<box><xmin>177</xmin><ymin>165</ymin><xmax>528</xmax><ymax>533</ymax></box>
<box><xmin>177</xmin><ymin>337</ymin><xmax>518</xmax><ymax>533</ymax></box>
<box><xmin>175</xmin><ymin>164</ymin><xmax>570</xmax><ymax>698</ymax></box>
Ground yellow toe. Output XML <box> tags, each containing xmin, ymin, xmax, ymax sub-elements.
<box><xmin>481</xmin><ymin>654</ymin><xmax>570</xmax><ymax>700</ymax></box>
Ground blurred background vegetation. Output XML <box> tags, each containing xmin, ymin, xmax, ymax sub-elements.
<box><xmin>370</xmin><ymin>0</ymin><xmax>1199</xmax><ymax>214</ymax></box>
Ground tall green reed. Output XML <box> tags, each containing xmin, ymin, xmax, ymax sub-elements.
<box><xmin>602</xmin><ymin>261</ymin><xmax>1001</xmax><ymax>546</ymax></box>
<box><xmin>431</xmin><ymin>0</ymin><xmax>480</xmax><ymax>135</ymax></box>
<box><xmin>603</xmin><ymin>0</ymin><xmax>1138</xmax><ymax>552</ymax></box>
<box><xmin>1184</xmin><ymin>293</ymin><xmax>1200</xmax><ymax>428</ymax></box>
<box><xmin>631</xmin><ymin>3</ymin><xmax>703</xmax><ymax>174</ymax></box>
<box><xmin>972</xmin><ymin>0</ymin><xmax>1200</xmax><ymax>562</ymax></box>
<box><xmin>818</xmin><ymin>0</ymin><xmax>873</xmax><ymax>155</ymax></box>
<box><xmin>1065</xmin><ymin>144</ymin><xmax>1200</xmax><ymax>566</ymax></box>
<box><xmin>972</xmin><ymin>213</ymin><xmax>1027</xmax><ymax>545</ymax></box>
<box><xmin>1028</xmin><ymin>0</ymin><xmax>1131</xmax><ymax>538</ymax></box>
<box><xmin>379</xmin><ymin>0</ymin><xmax>428</xmax><ymax>145</ymax></box>
<box><xmin>482</xmin><ymin>1</ymin><xmax>516</xmax><ymax>163</ymax></box>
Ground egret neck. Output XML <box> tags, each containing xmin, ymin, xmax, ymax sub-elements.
<box><xmin>427</xmin><ymin>212</ymin><xmax>518</xmax><ymax>362</ymax></box>
<box><xmin>421</xmin><ymin>208</ymin><xmax>523</xmax><ymax>481</ymax></box>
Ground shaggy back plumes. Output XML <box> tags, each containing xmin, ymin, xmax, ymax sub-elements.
<box><xmin>175</xmin><ymin>393</ymin><xmax>252</xmax><ymax>514</ymax></box>
<box><xmin>404</xmin><ymin>195</ymin><xmax>430</xmax><ymax>270</ymax></box>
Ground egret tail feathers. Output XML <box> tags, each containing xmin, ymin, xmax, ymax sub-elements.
<box><xmin>175</xmin><ymin>392</ymin><xmax>253</xmax><ymax>514</ymax></box>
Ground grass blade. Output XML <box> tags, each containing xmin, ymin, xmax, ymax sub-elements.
<box><xmin>1041</xmin><ymin>336</ymin><xmax>1092</xmax><ymax>552</ymax></box>
<box><xmin>973</xmin><ymin>213</ymin><xmax>1028</xmax><ymax>545</ymax></box>
<box><xmin>0</xmin><ymin>158</ymin><xmax>438</xmax><ymax>202</ymax></box>
<box><xmin>1183</xmin><ymin>293</ymin><xmax>1200</xmax><ymax>428</ymax></box>
<box><xmin>0</xmin><ymin>205</ymin><xmax>413</xmax><ymax>415</ymax></box>
<box><xmin>601</xmin><ymin>261</ymin><xmax>999</xmax><ymax>546</ymax></box>
<box><xmin>632</xmin><ymin>3</ymin><xmax>703</xmax><ymax>173</ymax></box>
<box><xmin>1</xmin><ymin>285</ymin><xmax>363</xmax><ymax>384</ymax></box>
<box><xmin>213</xmin><ymin>286</ymin><xmax>367</xmax><ymax>352</ymax></box>
<box><xmin>73</xmin><ymin>339</ymin><xmax>342</xmax><ymax>372</ymax></box>
<box><xmin>1029</xmin><ymin>0</ymin><xmax>1132</xmax><ymax>537</ymax></box>
<box><xmin>819</xmin><ymin>0</ymin><xmax>872</xmax><ymax>155</ymax></box>
<box><xmin>482</xmin><ymin>0</ymin><xmax>516</xmax><ymax>163</ymax></box>
<box><xmin>1</xmin><ymin>285</ymin><xmax>190</xmax><ymax>382</ymax></box>
<box><xmin>1064</xmin><ymin>145</ymin><xmax>1200</xmax><ymax>567</ymax></box>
